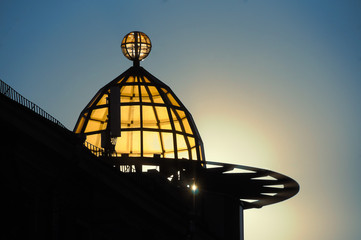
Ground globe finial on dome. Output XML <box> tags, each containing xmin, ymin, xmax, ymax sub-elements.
<box><xmin>121</xmin><ymin>31</ymin><xmax>152</xmax><ymax>66</ymax></box>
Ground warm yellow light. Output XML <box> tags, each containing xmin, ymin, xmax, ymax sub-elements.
<box><xmin>198</xmin><ymin>116</ymin><xmax>276</xmax><ymax>168</ymax></box>
<box><xmin>121</xmin><ymin>31</ymin><xmax>151</xmax><ymax>62</ymax></box>
<box><xmin>76</xmin><ymin>71</ymin><xmax>205</xmax><ymax>162</ymax></box>
<box><xmin>191</xmin><ymin>183</ymin><xmax>198</xmax><ymax>192</ymax></box>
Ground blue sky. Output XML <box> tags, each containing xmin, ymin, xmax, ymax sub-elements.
<box><xmin>1</xmin><ymin>0</ymin><xmax>361</xmax><ymax>239</ymax></box>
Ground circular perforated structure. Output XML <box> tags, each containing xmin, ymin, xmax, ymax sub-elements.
<box><xmin>201</xmin><ymin>161</ymin><xmax>300</xmax><ymax>209</ymax></box>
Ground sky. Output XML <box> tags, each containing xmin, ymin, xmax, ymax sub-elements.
<box><xmin>1</xmin><ymin>0</ymin><xmax>361</xmax><ymax>239</ymax></box>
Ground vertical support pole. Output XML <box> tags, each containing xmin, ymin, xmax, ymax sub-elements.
<box><xmin>133</xmin><ymin>32</ymin><xmax>140</xmax><ymax>67</ymax></box>
<box><xmin>109</xmin><ymin>86</ymin><xmax>121</xmax><ymax>138</ymax></box>
<box><xmin>102</xmin><ymin>86</ymin><xmax>120</xmax><ymax>155</ymax></box>
<box><xmin>240</xmin><ymin>204</ymin><xmax>244</xmax><ymax>240</ymax></box>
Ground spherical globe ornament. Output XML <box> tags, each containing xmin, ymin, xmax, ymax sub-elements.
<box><xmin>121</xmin><ymin>31</ymin><xmax>152</xmax><ymax>63</ymax></box>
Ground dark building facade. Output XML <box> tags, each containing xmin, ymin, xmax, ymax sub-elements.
<box><xmin>0</xmin><ymin>81</ymin><xmax>239</xmax><ymax>240</ymax></box>
<box><xmin>0</xmin><ymin>86</ymin><xmax>219</xmax><ymax>240</ymax></box>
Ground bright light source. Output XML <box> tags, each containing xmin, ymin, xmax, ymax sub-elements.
<box><xmin>191</xmin><ymin>183</ymin><xmax>198</xmax><ymax>192</ymax></box>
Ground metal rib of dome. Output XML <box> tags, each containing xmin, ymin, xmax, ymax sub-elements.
<box><xmin>74</xmin><ymin>66</ymin><xmax>205</xmax><ymax>164</ymax></box>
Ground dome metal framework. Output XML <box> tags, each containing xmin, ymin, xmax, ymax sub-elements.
<box><xmin>74</xmin><ymin>66</ymin><xmax>205</xmax><ymax>164</ymax></box>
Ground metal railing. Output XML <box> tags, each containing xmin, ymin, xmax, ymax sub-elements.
<box><xmin>0</xmin><ymin>79</ymin><xmax>66</xmax><ymax>128</ymax></box>
<box><xmin>0</xmin><ymin>79</ymin><xmax>106</xmax><ymax>157</ymax></box>
<box><xmin>83</xmin><ymin>141</ymin><xmax>104</xmax><ymax>157</ymax></box>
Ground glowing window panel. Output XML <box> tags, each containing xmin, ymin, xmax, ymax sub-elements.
<box><xmin>161</xmin><ymin>132</ymin><xmax>174</xmax><ymax>153</ymax></box>
<box><xmin>191</xmin><ymin>147</ymin><xmax>198</xmax><ymax>160</ymax></box>
<box><xmin>182</xmin><ymin>118</ymin><xmax>193</xmax><ymax>134</ymax></box>
<box><xmin>143</xmin><ymin>131</ymin><xmax>162</xmax><ymax>155</ymax></box>
<box><xmin>96</xmin><ymin>94</ymin><xmax>108</xmax><ymax>106</ymax></box>
<box><xmin>171</xmin><ymin>109</ymin><xmax>182</xmax><ymax>132</ymax></box>
<box><xmin>86</xmin><ymin>133</ymin><xmax>102</xmax><ymax>148</ymax></box>
<box><xmin>85</xmin><ymin>119</ymin><xmax>102</xmax><ymax>133</ymax></box>
<box><xmin>167</xmin><ymin>93</ymin><xmax>180</xmax><ymax>107</ymax></box>
<box><xmin>121</xmin><ymin>105</ymin><xmax>141</xmax><ymax>128</ymax></box>
<box><xmin>75</xmin><ymin>116</ymin><xmax>86</xmax><ymax>133</ymax></box>
<box><xmin>176</xmin><ymin>134</ymin><xmax>188</xmax><ymax>151</ymax></box>
<box><xmin>90</xmin><ymin>108</ymin><xmax>108</xmax><ymax>122</ymax></box>
<box><xmin>155</xmin><ymin>107</ymin><xmax>170</xmax><ymax>122</ymax></box>
<box><xmin>125</xmin><ymin>76</ymin><xmax>135</xmax><ymax>83</ymax></box>
<box><xmin>121</xmin><ymin>85</ymin><xmax>139</xmax><ymax>102</ymax></box>
<box><xmin>115</xmin><ymin>131</ymin><xmax>141</xmax><ymax>156</ymax></box>
<box><xmin>188</xmin><ymin>137</ymin><xmax>196</xmax><ymax>148</ymax></box>
<box><xmin>140</xmin><ymin>86</ymin><xmax>152</xmax><ymax>103</ymax></box>
<box><xmin>142</xmin><ymin>105</ymin><xmax>158</xmax><ymax>129</ymax></box>
<box><xmin>142</xmin><ymin>76</ymin><xmax>151</xmax><ymax>83</ymax></box>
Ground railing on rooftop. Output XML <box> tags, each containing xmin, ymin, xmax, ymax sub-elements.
<box><xmin>84</xmin><ymin>141</ymin><xmax>104</xmax><ymax>157</ymax></box>
<box><xmin>0</xmin><ymin>79</ymin><xmax>105</xmax><ymax>156</ymax></box>
<box><xmin>0</xmin><ymin>79</ymin><xmax>66</xmax><ymax>128</ymax></box>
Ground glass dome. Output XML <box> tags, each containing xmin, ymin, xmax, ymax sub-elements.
<box><xmin>74</xmin><ymin>66</ymin><xmax>205</xmax><ymax>164</ymax></box>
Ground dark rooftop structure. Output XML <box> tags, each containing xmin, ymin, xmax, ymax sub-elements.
<box><xmin>0</xmin><ymin>31</ymin><xmax>299</xmax><ymax>240</ymax></box>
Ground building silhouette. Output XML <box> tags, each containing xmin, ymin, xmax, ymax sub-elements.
<box><xmin>0</xmin><ymin>31</ymin><xmax>299</xmax><ymax>240</ymax></box>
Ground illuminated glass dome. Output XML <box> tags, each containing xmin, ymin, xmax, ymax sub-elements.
<box><xmin>74</xmin><ymin>65</ymin><xmax>205</xmax><ymax>163</ymax></box>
